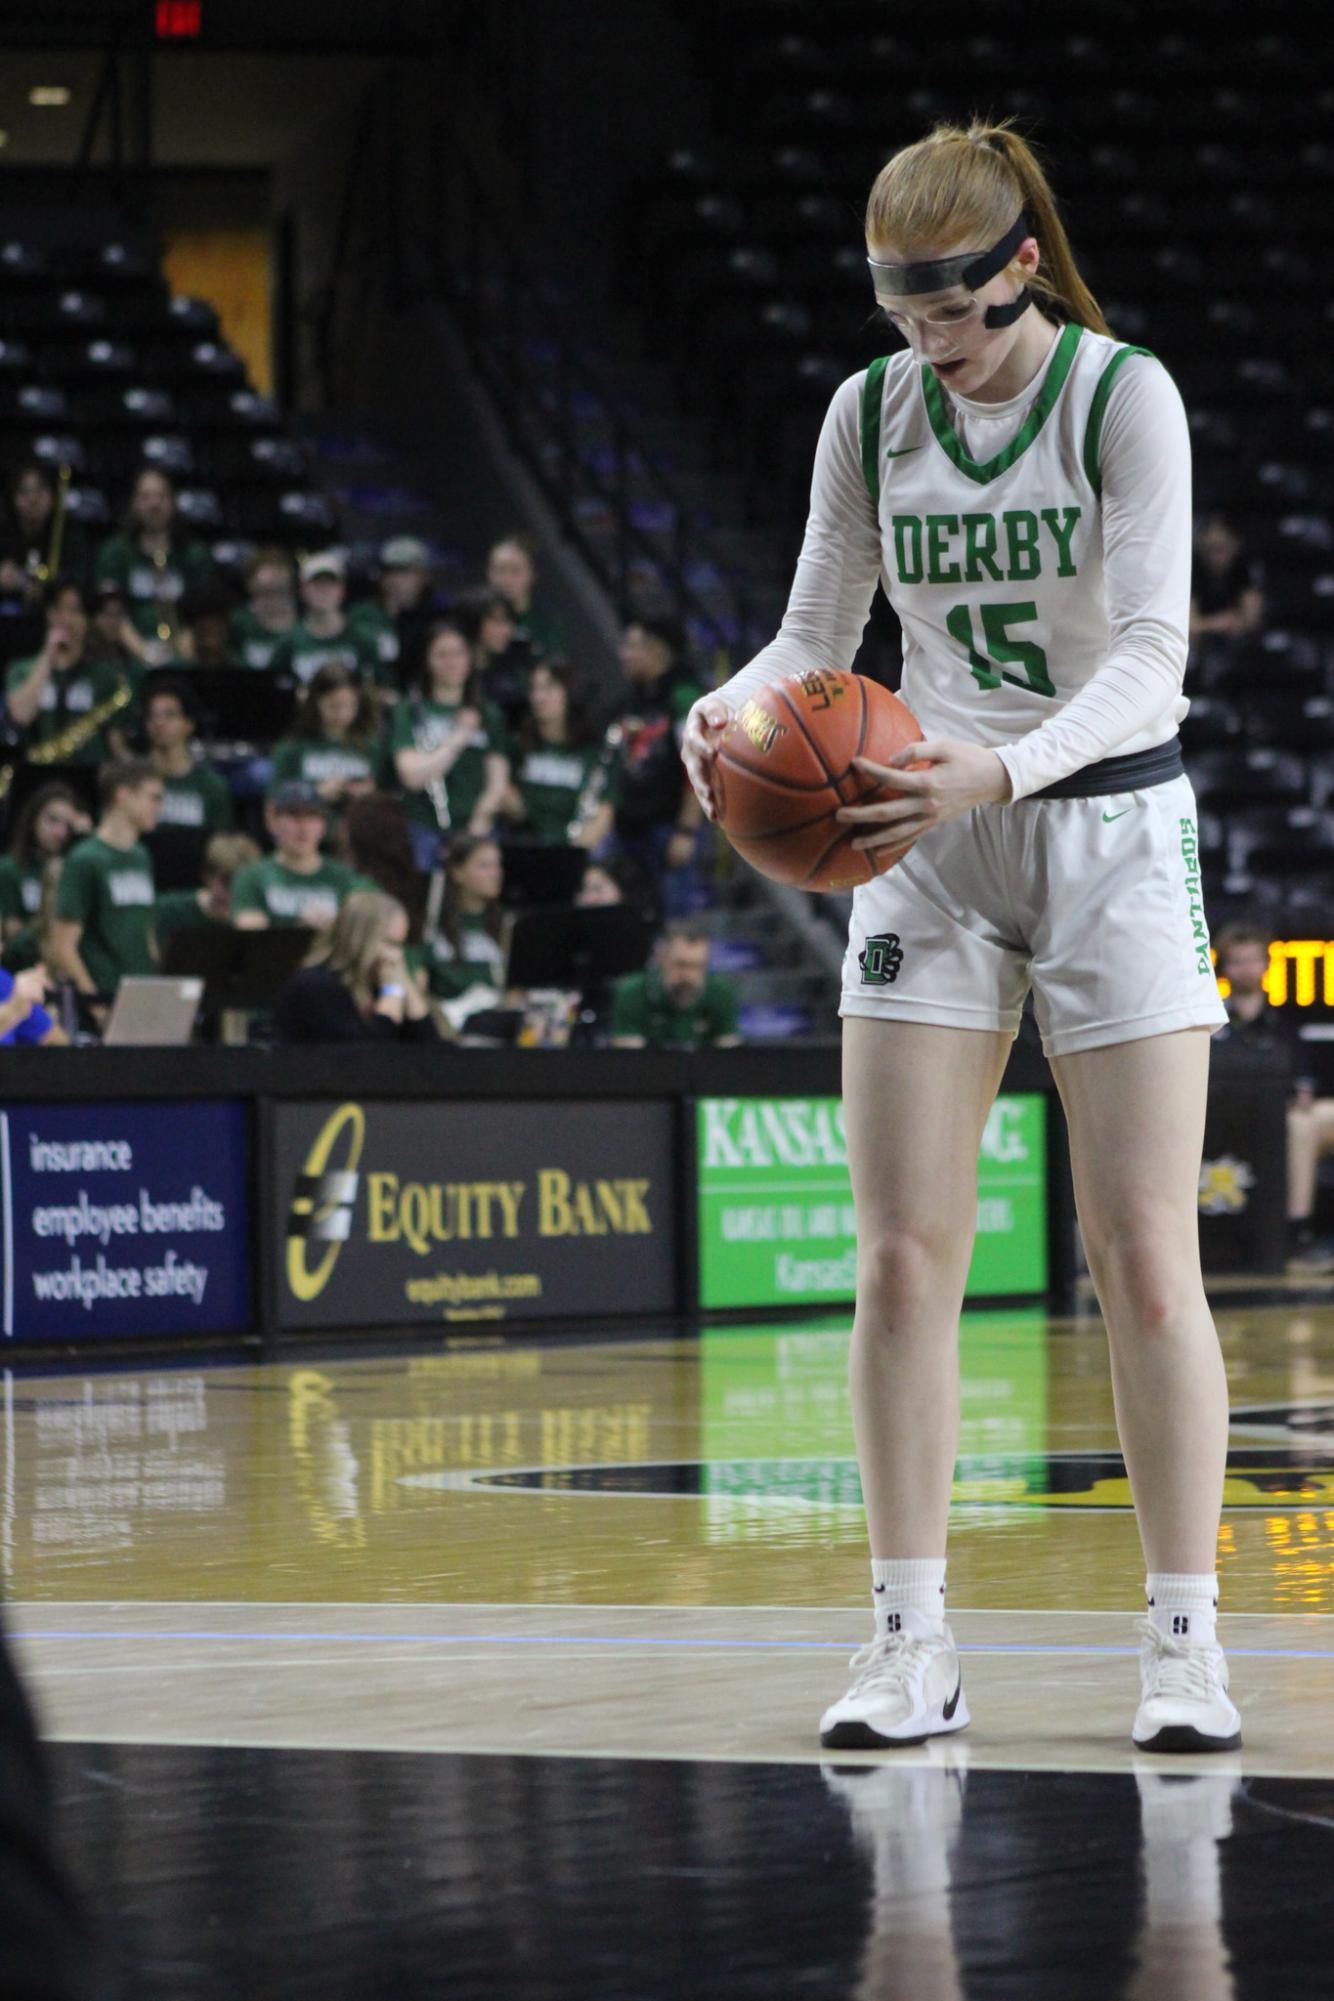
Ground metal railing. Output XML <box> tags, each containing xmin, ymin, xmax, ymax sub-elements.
<box><xmin>431</xmin><ymin>137</ymin><xmax>762</xmax><ymax>665</ymax></box>
<box><xmin>307</xmin><ymin>58</ymin><xmax>762</xmax><ymax>668</ymax></box>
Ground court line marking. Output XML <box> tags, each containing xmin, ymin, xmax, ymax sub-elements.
<box><xmin>15</xmin><ymin>1630</ymin><xmax>1334</xmax><ymax>1660</ymax></box>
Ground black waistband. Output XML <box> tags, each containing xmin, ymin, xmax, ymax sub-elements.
<box><xmin>1030</xmin><ymin>737</ymin><xmax>1184</xmax><ymax>801</ymax></box>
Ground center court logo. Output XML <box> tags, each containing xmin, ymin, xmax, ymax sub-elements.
<box><xmin>286</xmin><ymin>1103</ymin><xmax>365</xmax><ymax>1301</ymax></box>
<box><xmin>858</xmin><ymin>932</ymin><xmax>904</xmax><ymax>985</ymax></box>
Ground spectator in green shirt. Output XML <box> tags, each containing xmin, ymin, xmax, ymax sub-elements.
<box><xmin>269</xmin><ymin>664</ymin><xmax>386</xmax><ymax>807</ymax></box>
<box><xmin>268</xmin><ymin>551</ymin><xmax>387</xmax><ymax>692</ymax></box>
<box><xmin>95</xmin><ymin>467</ymin><xmax>213</xmax><ymax>663</ymax></box>
<box><xmin>228</xmin><ymin>546</ymin><xmax>298</xmax><ymax>671</ymax></box>
<box><xmin>486</xmin><ymin>531</ymin><xmax>564</xmax><ymax>661</ymax></box>
<box><xmin>154</xmin><ymin>830</ymin><xmax>261</xmax><ymax>955</ymax></box>
<box><xmin>391</xmin><ymin>617</ymin><xmax>511</xmax><ymax>871</ymax></box>
<box><xmin>142</xmin><ymin>678</ymin><xmax>235</xmax><ymax>833</ymax></box>
<box><xmin>5</xmin><ymin>579</ymin><xmax>134</xmax><ymax>766</ymax></box>
<box><xmin>0</xmin><ymin>781</ymin><xmax>90</xmax><ymax>947</ymax></box>
<box><xmin>231</xmin><ymin>781</ymin><xmax>359</xmax><ymax>931</ymax></box>
<box><xmin>49</xmin><ymin>757</ymin><xmax>163</xmax><ymax>1005</ymax></box>
<box><xmin>501</xmin><ymin>659</ymin><xmax>617</xmax><ymax>848</ymax></box>
<box><xmin>423</xmin><ymin>833</ymin><xmax>507</xmax><ymax>1001</ymax></box>
<box><xmin>610</xmin><ymin>919</ymin><xmax>740</xmax><ymax>1049</ymax></box>
<box><xmin>348</xmin><ymin>535</ymin><xmax>438</xmax><ymax>689</ymax></box>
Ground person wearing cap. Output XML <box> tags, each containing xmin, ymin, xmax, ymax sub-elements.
<box><xmin>267</xmin><ymin>551</ymin><xmax>386</xmax><ymax>693</ymax></box>
<box><xmin>231</xmin><ymin>781</ymin><xmax>360</xmax><ymax>931</ymax></box>
<box><xmin>349</xmin><ymin>535</ymin><xmax>438</xmax><ymax>688</ymax></box>
<box><xmin>228</xmin><ymin>546</ymin><xmax>298</xmax><ymax>672</ymax></box>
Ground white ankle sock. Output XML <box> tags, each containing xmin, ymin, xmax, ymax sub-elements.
<box><xmin>1146</xmin><ymin>1572</ymin><xmax>1218</xmax><ymax>1647</ymax></box>
<box><xmin>871</xmin><ymin>1558</ymin><xmax>947</xmax><ymax>1638</ymax></box>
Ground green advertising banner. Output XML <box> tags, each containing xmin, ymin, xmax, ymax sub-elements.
<box><xmin>695</xmin><ymin>1314</ymin><xmax>1050</xmax><ymax>1535</ymax></box>
<box><xmin>697</xmin><ymin>1094</ymin><xmax>1047</xmax><ymax>1309</ymax></box>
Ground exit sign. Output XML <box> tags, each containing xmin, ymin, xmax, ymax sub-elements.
<box><xmin>155</xmin><ymin>1</ymin><xmax>202</xmax><ymax>35</ymax></box>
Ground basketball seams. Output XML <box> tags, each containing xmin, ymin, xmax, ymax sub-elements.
<box><xmin>801</xmin><ymin>823</ymin><xmax>873</xmax><ymax>889</ymax></box>
<box><xmin>717</xmin><ymin>748</ymin><xmax>832</xmax><ymax>794</ymax></box>
<box><xmin>776</xmin><ymin>686</ymin><xmax>842</xmax><ymax>786</ymax></box>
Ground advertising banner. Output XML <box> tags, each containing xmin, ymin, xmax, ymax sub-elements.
<box><xmin>0</xmin><ymin>1100</ymin><xmax>251</xmax><ymax>1341</ymax></box>
<box><xmin>697</xmin><ymin>1094</ymin><xmax>1048</xmax><ymax>1309</ymax></box>
<box><xmin>273</xmin><ymin>1098</ymin><xmax>678</xmax><ymax>1329</ymax></box>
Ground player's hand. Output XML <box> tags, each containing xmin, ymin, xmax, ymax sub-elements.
<box><xmin>682</xmin><ymin>696</ymin><xmax>731</xmax><ymax>821</ymax></box>
<box><xmin>836</xmin><ymin>739</ymin><xmax>1013</xmax><ymax>855</ymax></box>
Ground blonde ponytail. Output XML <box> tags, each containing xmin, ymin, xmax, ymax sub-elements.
<box><xmin>865</xmin><ymin>118</ymin><xmax>1112</xmax><ymax>337</ymax></box>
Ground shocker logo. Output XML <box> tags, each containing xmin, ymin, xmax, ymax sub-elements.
<box><xmin>858</xmin><ymin>932</ymin><xmax>904</xmax><ymax>986</ymax></box>
<box><xmin>1197</xmin><ymin>1155</ymin><xmax>1254</xmax><ymax>1216</ymax></box>
<box><xmin>286</xmin><ymin>1102</ymin><xmax>366</xmax><ymax>1302</ymax></box>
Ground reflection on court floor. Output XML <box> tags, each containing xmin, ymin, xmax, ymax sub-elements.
<box><xmin>5</xmin><ymin>1303</ymin><xmax>1334</xmax><ymax>1996</ymax></box>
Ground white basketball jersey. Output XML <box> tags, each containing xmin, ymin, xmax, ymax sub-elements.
<box><xmin>859</xmin><ymin>323</ymin><xmax>1185</xmax><ymax>759</ymax></box>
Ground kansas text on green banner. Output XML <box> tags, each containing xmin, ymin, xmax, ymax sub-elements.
<box><xmin>696</xmin><ymin>1095</ymin><xmax>1047</xmax><ymax>1308</ymax></box>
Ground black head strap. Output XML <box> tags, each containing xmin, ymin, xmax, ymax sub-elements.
<box><xmin>867</xmin><ymin>214</ymin><xmax>1033</xmax><ymax>327</ymax></box>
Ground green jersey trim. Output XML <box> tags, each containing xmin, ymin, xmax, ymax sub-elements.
<box><xmin>1081</xmin><ymin>344</ymin><xmax>1154</xmax><ymax>495</ymax></box>
<box><xmin>919</xmin><ymin>321</ymin><xmax>1083</xmax><ymax>486</ymax></box>
<box><xmin>859</xmin><ymin>355</ymin><xmax>891</xmax><ymax>508</ymax></box>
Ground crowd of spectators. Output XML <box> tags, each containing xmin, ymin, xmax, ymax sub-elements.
<box><xmin>0</xmin><ymin>464</ymin><xmax>739</xmax><ymax>1051</ymax></box>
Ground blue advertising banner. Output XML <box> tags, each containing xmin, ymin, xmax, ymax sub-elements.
<box><xmin>0</xmin><ymin>1100</ymin><xmax>251</xmax><ymax>1340</ymax></box>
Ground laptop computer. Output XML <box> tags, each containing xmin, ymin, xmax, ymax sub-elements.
<box><xmin>102</xmin><ymin>975</ymin><xmax>204</xmax><ymax>1046</ymax></box>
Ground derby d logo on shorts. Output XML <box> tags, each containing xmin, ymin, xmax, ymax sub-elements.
<box><xmin>858</xmin><ymin>932</ymin><xmax>904</xmax><ymax>986</ymax></box>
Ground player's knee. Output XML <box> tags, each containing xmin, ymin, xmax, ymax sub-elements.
<box><xmin>1083</xmin><ymin>1215</ymin><xmax>1200</xmax><ymax>1336</ymax></box>
<box><xmin>856</xmin><ymin>1220</ymin><xmax>958</xmax><ymax>1318</ymax></box>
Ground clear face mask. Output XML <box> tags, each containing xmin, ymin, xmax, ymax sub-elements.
<box><xmin>879</xmin><ymin>291</ymin><xmax>987</xmax><ymax>361</ymax></box>
<box><xmin>867</xmin><ymin>214</ymin><xmax>1032</xmax><ymax>349</ymax></box>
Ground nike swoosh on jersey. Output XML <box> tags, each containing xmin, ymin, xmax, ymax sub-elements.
<box><xmin>1102</xmin><ymin>808</ymin><xmax>1132</xmax><ymax>823</ymax></box>
<box><xmin>883</xmin><ymin>446</ymin><xmax>924</xmax><ymax>458</ymax></box>
<box><xmin>942</xmin><ymin>1679</ymin><xmax>962</xmax><ymax>1720</ymax></box>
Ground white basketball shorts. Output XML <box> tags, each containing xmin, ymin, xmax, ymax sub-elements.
<box><xmin>839</xmin><ymin>774</ymin><xmax>1227</xmax><ymax>1058</ymax></box>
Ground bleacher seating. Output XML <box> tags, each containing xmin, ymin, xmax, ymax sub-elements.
<box><xmin>616</xmin><ymin>4</ymin><xmax>1334</xmax><ymax>926</ymax></box>
<box><xmin>0</xmin><ymin>219</ymin><xmax>329</xmax><ymax>585</ymax></box>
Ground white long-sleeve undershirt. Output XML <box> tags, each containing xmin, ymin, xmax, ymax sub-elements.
<box><xmin>716</xmin><ymin>340</ymin><xmax>1193</xmax><ymax>801</ymax></box>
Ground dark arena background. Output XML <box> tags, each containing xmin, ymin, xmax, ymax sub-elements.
<box><xmin>0</xmin><ymin>2</ymin><xmax>1329</xmax><ymax>1996</ymax></box>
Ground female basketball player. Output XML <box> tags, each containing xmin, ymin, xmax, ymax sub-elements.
<box><xmin>683</xmin><ymin>122</ymin><xmax>1238</xmax><ymax>1754</ymax></box>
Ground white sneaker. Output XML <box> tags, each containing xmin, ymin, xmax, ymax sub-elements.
<box><xmin>819</xmin><ymin>1609</ymin><xmax>969</xmax><ymax>1750</ymax></box>
<box><xmin>1132</xmin><ymin>1619</ymin><xmax>1242</xmax><ymax>1753</ymax></box>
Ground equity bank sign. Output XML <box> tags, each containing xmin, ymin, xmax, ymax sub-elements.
<box><xmin>276</xmin><ymin>1098</ymin><xmax>677</xmax><ymax>1329</ymax></box>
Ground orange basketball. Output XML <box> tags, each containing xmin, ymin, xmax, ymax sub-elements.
<box><xmin>715</xmin><ymin>669</ymin><xmax>925</xmax><ymax>892</ymax></box>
